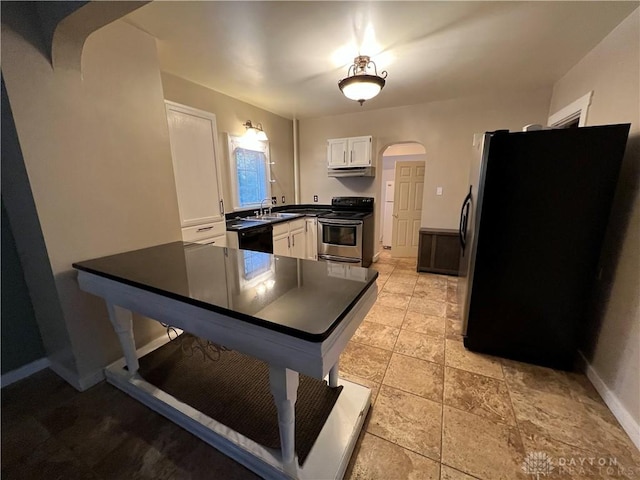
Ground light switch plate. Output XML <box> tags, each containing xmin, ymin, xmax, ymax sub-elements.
<box><xmin>436</xmin><ymin>187</ymin><xmax>443</xmax><ymax>196</ymax></box>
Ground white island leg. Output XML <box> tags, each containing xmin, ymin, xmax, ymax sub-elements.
<box><xmin>269</xmin><ymin>365</ymin><xmax>299</xmax><ymax>475</ymax></box>
<box><xmin>328</xmin><ymin>360</ymin><xmax>340</xmax><ymax>388</ymax></box>
<box><xmin>106</xmin><ymin>303</ymin><xmax>139</xmax><ymax>374</ymax></box>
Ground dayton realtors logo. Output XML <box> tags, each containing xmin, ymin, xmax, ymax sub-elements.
<box><xmin>522</xmin><ymin>451</ymin><xmax>636</xmax><ymax>478</ymax></box>
<box><xmin>522</xmin><ymin>452</ymin><xmax>554</xmax><ymax>479</ymax></box>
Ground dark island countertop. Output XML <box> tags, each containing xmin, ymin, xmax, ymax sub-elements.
<box><xmin>73</xmin><ymin>242</ymin><xmax>377</xmax><ymax>342</ymax></box>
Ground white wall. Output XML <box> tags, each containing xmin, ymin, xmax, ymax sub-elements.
<box><xmin>2</xmin><ymin>13</ymin><xmax>181</xmax><ymax>387</ymax></box>
<box><xmin>298</xmin><ymin>88</ymin><xmax>552</xmax><ymax>251</ymax></box>
<box><xmin>549</xmin><ymin>8</ymin><xmax>640</xmax><ymax>445</ymax></box>
<box><xmin>160</xmin><ymin>72</ymin><xmax>295</xmax><ymax>211</ymax></box>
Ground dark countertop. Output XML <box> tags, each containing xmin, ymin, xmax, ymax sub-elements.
<box><xmin>226</xmin><ymin>204</ymin><xmax>332</xmax><ymax>231</ymax></box>
<box><xmin>73</xmin><ymin>242</ymin><xmax>377</xmax><ymax>342</ymax></box>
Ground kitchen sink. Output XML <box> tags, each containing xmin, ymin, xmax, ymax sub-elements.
<box><xmin>248</xmin><ymin>212</ymin><xmax>302</xmax><ymax>221</ymax></box>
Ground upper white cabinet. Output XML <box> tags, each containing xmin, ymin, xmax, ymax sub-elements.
<box><xmin>327</xmin><ymin>136</ymin><xmax>373</xmax><ymax>168</ymax></box>
<box><xmin>327</xmin><ymin>138</ymin><xmax>348</xmax><ymax>167</ymax></box>
<box><xmin>165</xmin><ymin>101</ymin><xmax>225</xmax><ymax>228</ymax></box>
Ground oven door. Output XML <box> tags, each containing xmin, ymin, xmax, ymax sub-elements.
<box><xmin>318</xmin><ymin>218</ymin><xmax>363</xmax><ymax>262</ymax></box>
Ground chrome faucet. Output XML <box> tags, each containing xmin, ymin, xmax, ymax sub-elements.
<box><xmin>260</xmin><ymin>198</ymin><xmax>272</xmax><ymax>216</ymax></box>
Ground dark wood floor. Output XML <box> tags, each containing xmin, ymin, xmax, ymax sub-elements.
<box><xmin>1</xmin><ymin>369</ymin><xmax>260</xmax><ymax>479</ymax></box>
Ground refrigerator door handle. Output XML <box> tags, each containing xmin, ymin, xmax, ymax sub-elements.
<box><xmin>459</xmin><ymin>187</ymin><xmax>472</xmax><ymax>252</ymax></box>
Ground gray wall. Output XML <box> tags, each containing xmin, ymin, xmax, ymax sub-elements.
<box><xmin>1</xmin><ymin>200</ymin><xmax>45</xmax><ymax>374</ymax></box>
<box><xmin>549</xmin><ymin>8</ymin><xmax>640</xmax><ymax>434</ymax></box>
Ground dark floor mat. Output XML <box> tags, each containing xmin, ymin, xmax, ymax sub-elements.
<box><xmin>136</xmin><ymin>334</ymin><xmax>342</xmax><ymax>465</ymax></box>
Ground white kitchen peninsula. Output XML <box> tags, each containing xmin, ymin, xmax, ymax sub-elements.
<box><xmin>73</xmin><ymin>242</ymin><xmax>377</xmax><ymax>479</ymax></box>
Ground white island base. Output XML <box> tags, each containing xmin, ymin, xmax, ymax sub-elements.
<box><xmin>104</xmin><ymin>337</ymin><xmax>371</xmax><ymax>480</ymax></box>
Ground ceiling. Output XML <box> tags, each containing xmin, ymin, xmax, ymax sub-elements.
<box><xmin>123</xmin><ymin>1</ymin><xmax>638</xmax><ymax>120</ymax></box>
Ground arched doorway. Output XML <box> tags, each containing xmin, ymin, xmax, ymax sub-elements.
<box><xmin>379</xmin><ymin>142</ymin><xmax>426</xmax><ymax>258</ymax></box>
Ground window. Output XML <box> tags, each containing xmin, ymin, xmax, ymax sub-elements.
<box><xmin>228</xmin><ymin>135</ymin><xmax>271</xmax><ymax>210</ymax></box>
<box><xmin>547</xmin><ymin>91</ymin><xmax>593</xmax><ymax>128</ymax></box>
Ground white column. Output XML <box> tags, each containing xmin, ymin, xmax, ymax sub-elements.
<box><xmin>269</xmin><ymin>365</ymin><xmax>299</xmax><ymax>472</ymax></box>
<box><xmin>106</xmin><ymin>303</ymin><xmax>139</xmax><ymax>374</ymax></box>
<box><xmin>328</xmin><ymin>359</ymin><xmax>340</xmax><ymax>388</ymax></box>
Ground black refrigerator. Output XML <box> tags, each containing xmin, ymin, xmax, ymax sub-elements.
<box><xmin>457</xmin><ymin>124</ymin><xmax>630</xmax><ymax>370</ymax></box>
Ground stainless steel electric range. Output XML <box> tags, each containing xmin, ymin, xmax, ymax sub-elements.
<box><xmin>318</xmin><ymin>197</ymin><xmax>374</xmax><ymax>266</ymax></box>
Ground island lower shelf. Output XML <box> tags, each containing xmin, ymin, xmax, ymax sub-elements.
<box><xmin>104</xmin><ymin>334</ymin><xmax>371</xmax><ymax>480</ymax></box>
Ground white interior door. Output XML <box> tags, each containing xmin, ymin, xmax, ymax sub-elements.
<box><xmin>383</xmin><ymin>201</ymin><xmax>394</xmax><ymax>247</ymax></box>
<box><xmin>391</xmin><ymin>161</ymin><xmax>425</xmax><ymax>257</ymax></box>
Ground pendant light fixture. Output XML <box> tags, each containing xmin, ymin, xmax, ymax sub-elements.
<box><xmin>338</xmin><ymin>55</ymin><xmax>388</xmax><ymax>106</ymax></box>
<box><xmin>242</xmin><ymin>120</ymin><xmax>268</xmax><ymax>141</ymax></box>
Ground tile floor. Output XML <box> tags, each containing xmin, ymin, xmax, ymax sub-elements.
<box><xmin>2</xmin><ymin>250</ymin><xmax>638</xmax><ymax>479</ymax></box>
<box><xmin>342</xmin><ymin>250</ymin><xmax>640</xmax><ymax>480</ymax></box>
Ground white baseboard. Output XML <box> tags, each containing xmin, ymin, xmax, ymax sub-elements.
<box><xmin>70</xmin><ymin>331</ymin><xmax>178</xmax><ymax>392</ymax></box>
<box><xmin>372</xmin><ymin>252</ymin><xmax>380</xmax><ymax>263</ymax></box>
<box><xmin>1</xmin><ymin>357</ymin><xmax>50</xmax><ymax>388</ymax></box>
<box><xmin>49</xmin><ymin>361</ymin><xmax>84</xmax><ymax>391</ymax></box>
<box><xmin>580</xmin><ymin>351</ymin><xmax>640</xmax><ymax>451</ymax></box>
<box><xmin>0</xmin><ymin>333</ymin><xmax>180</xmax><ymax>392</ymax></box>
<box><xmin>77</xmin><ymin>368</ymin><xmax>106</xmax><ymax>391</ymax></box>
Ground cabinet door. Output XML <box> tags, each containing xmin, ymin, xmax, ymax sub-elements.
<box><xmin>273</xmin><ymin>233</ymin><xmax>289</xmax><ymax>256</ymax></box>
<box><xmin>166</xmin><ymin>101</ymin><xmax>224</xmax><ymax>227</ymax></box>
<box><xmin>290</xmin><ymin>228</ymin><xmax>306</xmax><ymax>259</ymax></box>
<box><xmin>349</xmin><ymin>136</ymin><xmax>372</xmax><ymax>166</ymax></box>
<box><xmin>327</xmin><ymin>138</ymin><xmax>348</xmax><ymax>167</ymax></box>
<box><xmin>305</xmin><ymin>218</ymin><xmax>318</xmax><ymax>260</ymax></box>
<box><xmin>433</xmin><ymin>235</ymin><xmax>461</xmax><ymax>274</ymax></box>
<box><xmin>417</xmin><ymin>233</ymin><xmax>434</xmax><ymax>272</ymax></box>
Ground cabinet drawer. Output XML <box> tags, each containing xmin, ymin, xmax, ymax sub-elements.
<box><xmin>182</xmin><ymin>222</ymin><xmax>226</xmax><ymax>243</ymax></box>
<box><xmin>272</xmin><ymin>222</ymin><xmax>290</xmax><ymax>237</ymax></box>
<box><xmin>288</xmin><ymin>219</ymin><xmax>305</xmax><ymax>232</ymax></box>
<box><xmin>192</xmin><ymin>234</ymin><xmax>226</xmax><ymax>246</ymax></box>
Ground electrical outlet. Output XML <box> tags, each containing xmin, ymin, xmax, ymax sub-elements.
<box><xmin>436</xmin><ymin>187</ymin><xmax>443</xmax><ymax>196</ymax></box>
<box><xmin>281</xmin><ymin>196</ymin><xmax>285</xmax><ymax>204</ymax></box>
<box><xmin>271</xmin><ymin>196</ymin><xmax>277</xmax><ymax>205</ymax></box>
<box><xmin>313</xmin><ymin>195</ymin><xmax>318</xmax><ymax>202</ymax></box>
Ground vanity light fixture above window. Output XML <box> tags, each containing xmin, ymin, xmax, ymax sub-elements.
<box><xmin>243</xmin><ymin>120</ymin><xmax>268</xmax><ymax>141</ymax></box>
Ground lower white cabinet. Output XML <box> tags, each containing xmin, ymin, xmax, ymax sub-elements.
<box><xmin>273</xmin><ymin>233</ymin><xmax>289</xmax><ymax>256</ymax></box>
<box><xmin>305</xmin><ymin>218</ymin><xmax>318</xmax><ymax>260</ymax></box>
<box><xmin>273</xmin><ymin>219</ymin><xmax>306</xmax><ymax>259</ymax></box>
<box><xmin>182</xmin><ymin>221</ymin><xmax>226</xmax><ymax>246</ymax></box>
<box><xmin>204</xmin><ymin>234</ymin><xmax>226</xmax><ymax>247</ymax></box>
<box><xmin>291</xmin><ymin>228</ymin><xmax>306</xmax><ymax>258</ymax></box>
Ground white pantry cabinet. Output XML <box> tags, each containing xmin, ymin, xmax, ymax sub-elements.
<box><xmin>165</xmin><ymin>101</ymin><xmax>225</xmax><ymax>240</ymax></box>
<box><xmin>327</xmin><ymin>136</ymin><xmax>373</xmax><ymax>168</ymax></box>
<box><xmin>273</xmin><ymin>219</ymin><xmax>306</xmax><ymax>258</ymax></box>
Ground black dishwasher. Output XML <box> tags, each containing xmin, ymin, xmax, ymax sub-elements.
<box><xmin>238</xmin><ymin>224</ymin><xmax>273</xmax><ymax>254</ymax></box>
